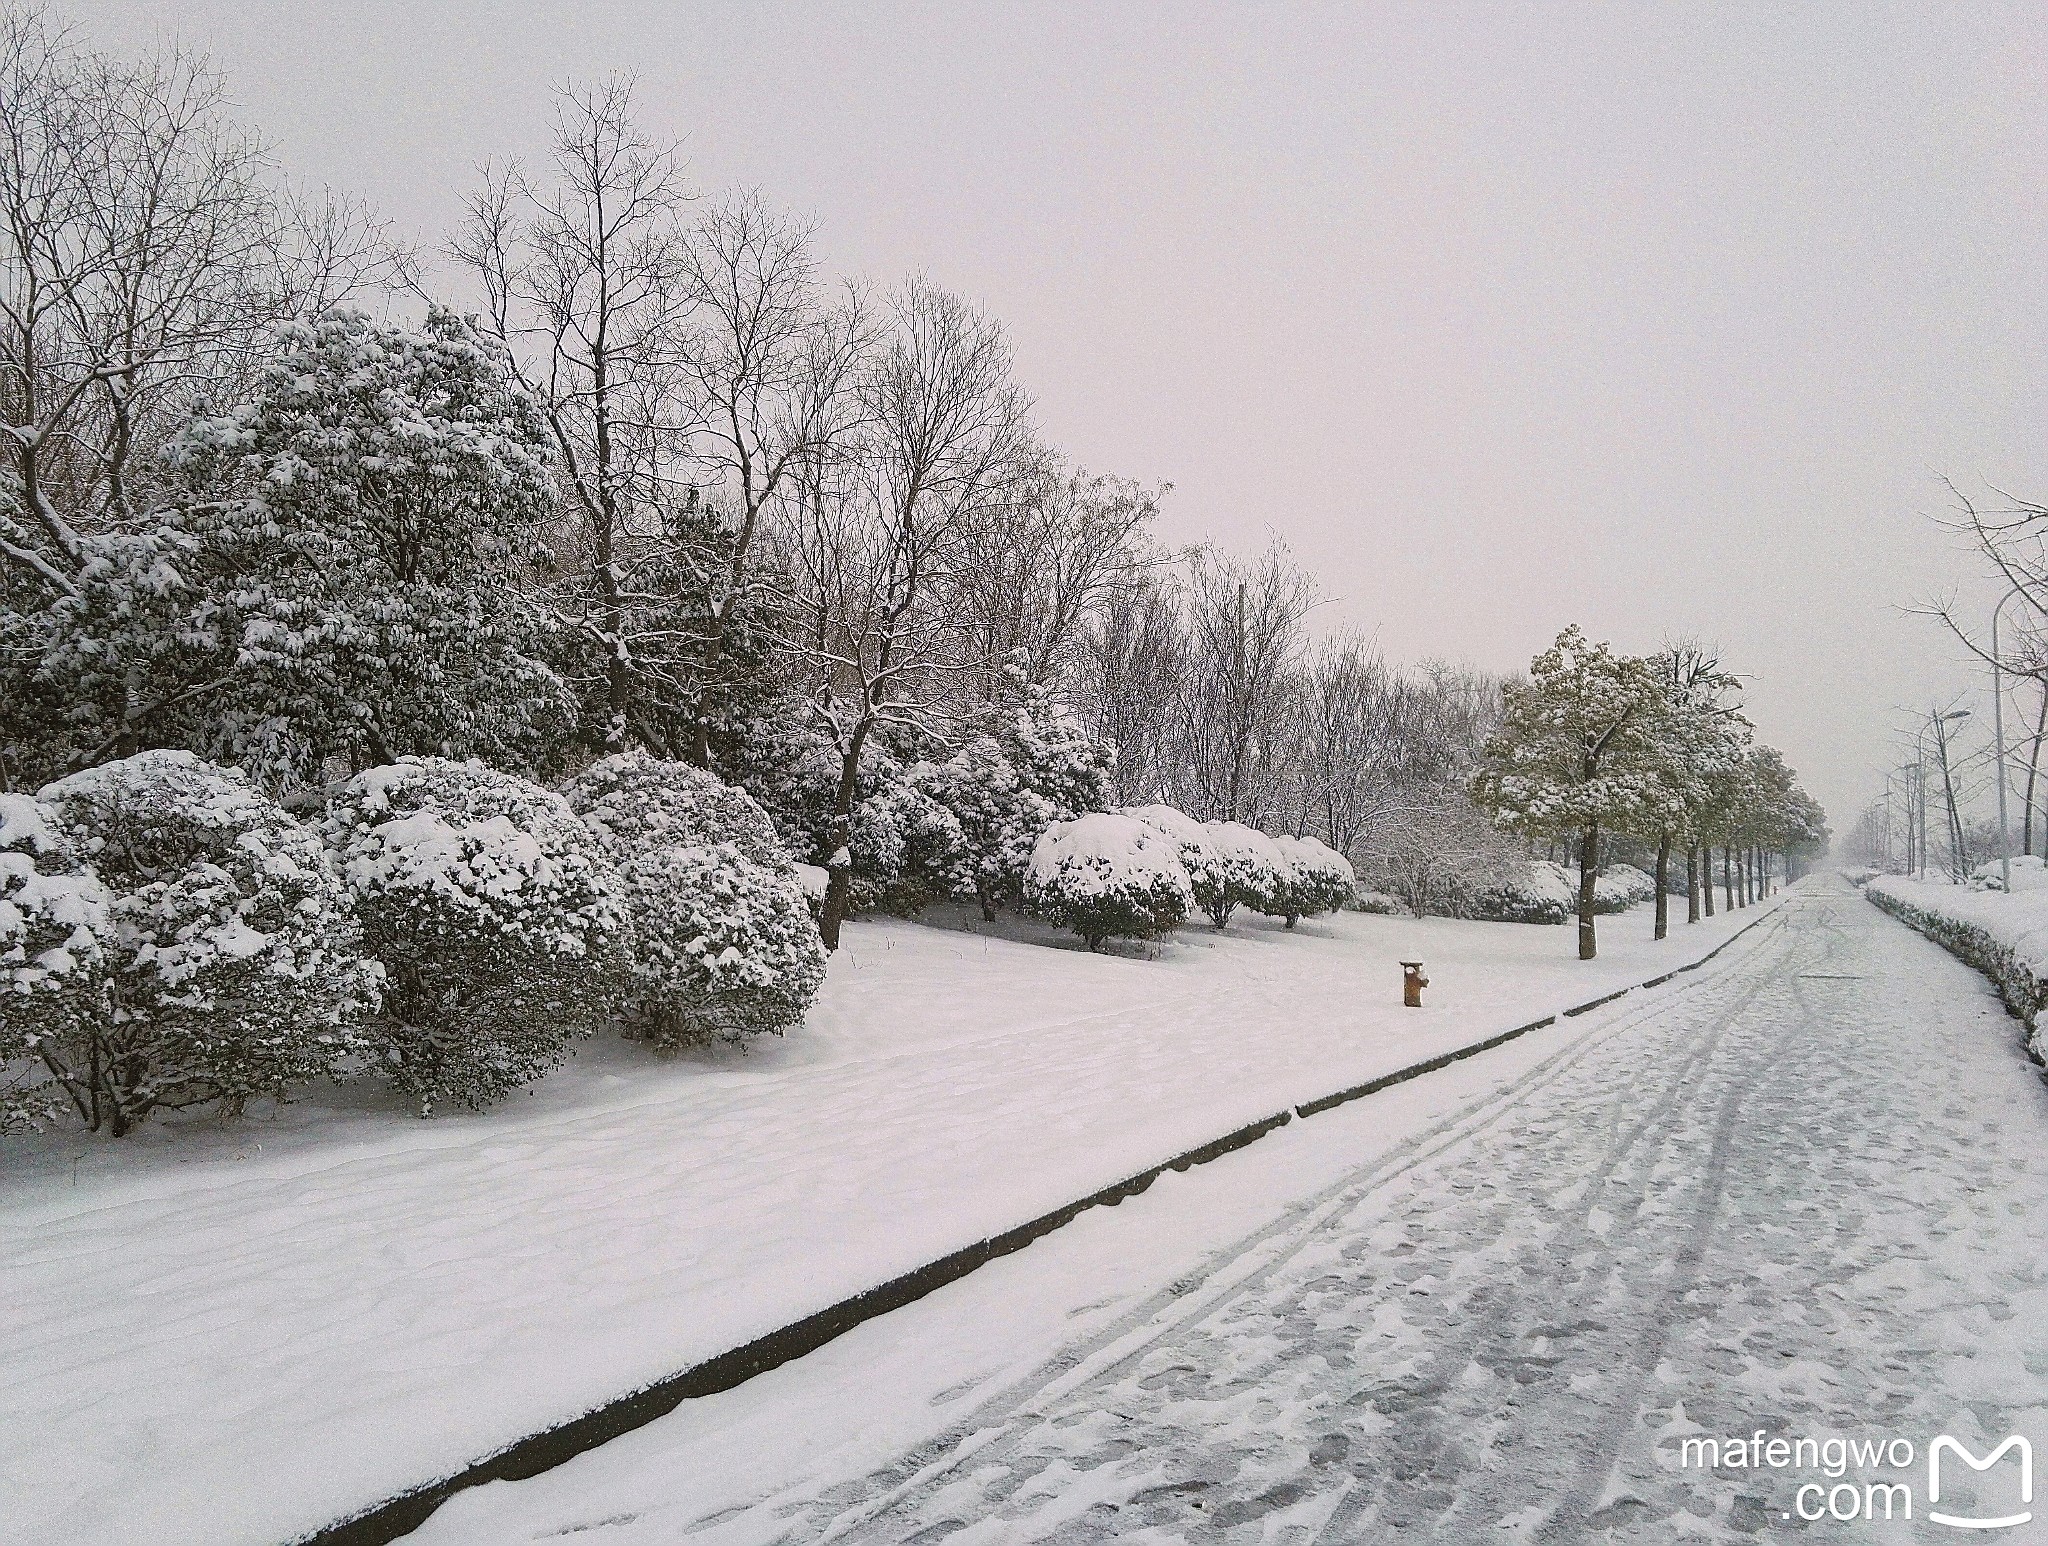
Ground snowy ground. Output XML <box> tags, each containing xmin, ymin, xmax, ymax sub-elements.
<box><xmin>408</xmin><ymin>880</ymin><xmax>2048</xmax><ymax>1545</ymax></box>
<box><xmin>2</xmin><ymin>899</ymin><xmax>1770</xmax><ymax>1546</ymax></box>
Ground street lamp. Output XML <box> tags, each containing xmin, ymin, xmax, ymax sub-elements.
<box><xmin>1991</xmin><ymin>583</ymin><xmax>2026</xmax><ymax>895</ymax></box>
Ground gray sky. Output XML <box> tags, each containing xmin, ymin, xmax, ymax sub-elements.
<box><xmin>63</xmin><ymin>1</ymin><xmax>2048</xmax><ymax>830</ymax></box>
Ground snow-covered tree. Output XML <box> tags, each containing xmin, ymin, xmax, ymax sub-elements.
<box><xmin>326</xmin><ymin>757</ymin><xmax>630</xmax><ymax>1114</ymax></box>
<box><xmin>561</xmin><ymin>752</ymin><xmax>824</xmax><ymax>1046</ymax></box>
<box><xmin>34</xmin><ymin>750</ymin><xmax>379</xmax><ymax>1134</ymax></box>
<box><xmin>0</xmin><ymin>791</ymin><xmax>109</xmax><ymax>1130</ymax></box>
<box><xmin>1470</xmin><ymin>626</ymin><xmax>1677</xmax><ymax>959</ymax></box>
<box><xmin>1025</xmin><ymin>812</ymin><xmax>1193</xmax><ymax>950</ymax></box>
<box><xmin>1200</xmin><ymin>821</ymin><xmax>1293</xmax><ymax>929</ymax></box>
<box><xmin>1274</xmin><ymin>835</ymin><xmax>1354</xmax><ymax>926</ymax></box>
<box><xmin>919</xmin><ymin>672</ymin><xmax>1115</xmax><ymax>920</ymax></box>
<box><xmin>1645</xmin><ymin>643</ymin><xmax>1749</xmax><ymax>937</ymax></box>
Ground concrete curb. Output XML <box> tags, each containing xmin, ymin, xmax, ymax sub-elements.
<box><xmin>297</xmin><ymin>901</ymin><xmax>1784</xmax><ymax>1546</ymax></box>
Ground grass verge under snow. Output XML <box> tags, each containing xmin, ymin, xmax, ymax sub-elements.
<box><xmin>1861</xmin><ymin>873</ymin><xmax>2048</xmax><ymax>1063</ymax></box>
<box><xmin>2</xmin><ymin>898</ymin><xmax>1773</xmax><ymax>1546</ymax></box>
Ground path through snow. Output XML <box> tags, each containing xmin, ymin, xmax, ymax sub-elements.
<box><xmin>421</xmin><ymin>879</ymin><xmax>2048</xmax><ymax>1544</ymax></box>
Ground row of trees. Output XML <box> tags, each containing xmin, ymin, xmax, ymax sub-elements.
<box><xmin>1471</xmin><ymin>627</ymin><xmax>1828</xmax><ymax>958</ymax></box>
<box><xmin>0</xmin><ymin>16</ymin><xmax>1512</xmax><ymax>952</ymax></box>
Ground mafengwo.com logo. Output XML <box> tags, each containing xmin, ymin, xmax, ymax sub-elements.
<box><xmin>1673</xmin><ymin>1429</ymin><xmax>2031</xmax><ymax>1528</ymax></box>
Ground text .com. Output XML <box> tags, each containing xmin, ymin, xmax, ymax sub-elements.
<box><xmin>1674</xmin><ymin>1431</ymin><xmax>2033</xmax><ymax>1528</ymax></box>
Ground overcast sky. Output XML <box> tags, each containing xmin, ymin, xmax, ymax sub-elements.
<box><xmin>61</xmin><ymin>1</ymin><xmax>2048</xmax><ymax>830</ymax></box>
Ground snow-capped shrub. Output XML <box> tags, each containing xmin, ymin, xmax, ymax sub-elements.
<box><xmin>35</xmin><ymin>751</ymin><xmax>378</xmax><ymax>1135</ymax></box>
<box><xmin>1350</xmin><ymin>888</ymin><xmax>1409</xmax><ymax>916</ymax></box>
<box><xmin>564</xmin><ymin>753</ymin><xmax>824</xmax><ymax>1048</ymax></box>
<box><xmin>1599</xmin><ymin>863</ymin><xmax>1659</xmax><ymax>905</ymax></box>
<box><xmin>617</xmin><ymin>843</ymin><xmax>827</xmax><ymax>1046</ymax></box>
<box><xmin>326</xmin><ymin>757</ymin><xmax>630</xmax><ymax>1115</ymax></box>
<box><xmin>1201</xmin><ymin>821</ymin><xmax>1292</xmax><ymax>928</ymax></box>
<box><xmin>561</xmin><ymin>751</ymin><xmax>793</xmax><ymax>874</ymax></box>
<box><xmin>850</xmin><ymin>776</ymin><xmax>968</xmax><ymax>915</ymax></box>
<box><xmin>0</xmin><ymin>794</ymin><xmax>110</xmax><ymax>1130</ymax></box>
<box><xmin>1026</xmin><ymin>813</ymin><xmax>1194</xmax><ymax>951</ymax></box>
<box><xmin>1463</xmin><ymin>859</ymin><xmax>1576</xmax><ymax>924</ymax></box>
<box><xmin>1123</xmin><ymin>805</ymin><xmax>1231</xmax><ymax>925</ymax></box>
<box><xmin>1274</xmin><ymin>835</ymin><xmax>1355</xmax><ymax>926</ymax></box>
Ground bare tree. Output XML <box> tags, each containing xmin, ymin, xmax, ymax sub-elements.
<box><xmin>677</xmin><ymin>191</ymin><xmax>870</xmax><ymax>762</ymax></box>
<box><xmin>1175</xmin><ymin>540</ymin><xmax>1318</xmax><ymax>823</ymax></box>
<box><xmin>952</xmin><ymin>459</ymin><xmax>1161</xmax><ymax>703</ymax></box>
<box><xmin>1</xmin><ymin>7</ymin><xmax>390</xmax><ymax>581</ymax></box>
<box><xmin>1077</xmin><ymin>565</ymin><xmax>1185</xmax><ymax>805</ymax></box>
<box><xmin>781</xmin><ymin>278</ymin><xmax>1031</xmax><ymax>947</ymax></box>
<box><xmin>453</xmin><ymin>77</ymin><xmax>699</xmax><ymax>754</ymax></box>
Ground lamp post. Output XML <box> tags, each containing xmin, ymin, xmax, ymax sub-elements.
<box><xmin>1992</xmin><ymin>584</ymin><xmax>2025</xmax><ymax>895</ymax></box>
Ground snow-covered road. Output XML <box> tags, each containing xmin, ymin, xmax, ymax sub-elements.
<box><xmin>419</xmin><ymin>879</ymin><xmax>2048</xmax><ymax>1544</ymax></box>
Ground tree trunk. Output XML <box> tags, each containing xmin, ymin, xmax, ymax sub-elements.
<box><xmin>1700</xmin><ymin>843</ymin><xmax>1714</xmax><ymax>917</ymax></box>
<box><xmin>1577</xmin><ymin>820</ymin><xmax>1599</xmax><ymax>960</ymax></box>
<box><xmin>818</xmin><ymin>725</ymin><xmax>870</xmax><ymax>952</ymax></box>
<box><xmin>1685</xmin><ymin>844</ymin><xmax>1700</xmax><ymax>924</ymax></box>
<box><xmin>1722</xmin><ymin>845</ymin><xmax>1734</xmax><ymax>911</ymax></box>
<box><xmin>2026</xmin><ymin>681</ymin><xmax>2048</xmax><ymax>858</ymax></box>
<box><xmin>1654</xmin><ymin>832</ymin><xmax>1672</xmax><ymax>940</ymax></box>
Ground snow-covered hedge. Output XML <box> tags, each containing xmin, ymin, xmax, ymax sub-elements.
<box><xmin>1026</xmin><ymin>813</ymin><xmax>1194</xmax><ymax>950</ymax></box>
<box><xmin>1599</xmin><ymin>863</ymin><xmax>1659</xmax><ymax>905</ymax></box>
<box><xmin>0</xmin><ymin>794</ymin><xmax>110</xmax><ymax>1130</ymax></box>
<box><xmin>563</xmin><ymin>754</ymin><xmax>824</xmax><ymax>1048</ymax></box>
<box><xmin>1200</xmin><ymin>821</ymin><xmax>1291</xmax><ymax>929</ymax></box>
<box><xmin>1462</xmin><ymin>859</ymin><xmax>1639</xmax><ymax>924</ymax></box>
<box><xmin>1865</xmin><ymin>875</ymin><xmax>2048</xmax><ymax>1064</ymax></box>
<box><xmin>1275</xmin><ymin>835</ymin><xmax>1356</xmax><ymax>926</ymax></box>
<box><xmin>327</xmin><ymin>757</ymin><xmax>630</xmax><ymax>1114</ymax></box>
<box><xmin>35</xmin><ymin>751</ymin><xmax>379</xmax><ymax>1134</ymax></box>
<box><xmin>1122</xmin><ymin>805</ymin><xmax>1231</xmax><ymax>925</ymax></box>
<box><xmin>561</xmin><ymin>750</ymin><xmax>794</xmax><ymax>874</ymax></box>
<box><xmin>1350</xmin><ymin>888</ymin><xmax>1409</xmax><ymax>916</ymax></box>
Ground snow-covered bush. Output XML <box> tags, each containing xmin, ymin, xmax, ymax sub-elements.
<box><xmin>850</xmin><ymin>775</ymin><xmax>968</xmax><ymax>915</ymax></box>
<box><xmin>563</xmin><ymin>753</ymin><xmax>824</xmax><ymax>1048</ymax></box>
<box><xmin>34</xmin><ymin>751</ymin><xmax>378</xmax><ymax>1135</ymax></box>
<box><xmin>1026</xmin><ymin>813</ymin><xmax>1194</xmax><ymax>950</ymax></box>
<box><xmin>1350</xmin><ymin>889</ymin><xmax>1409</xmax><ymax>916</ymax></box>
<box><xmin>1274</xmin><ymin>835</ymin><xmax>1356</xmax><ymax>926</ymax></box>
<box><xmin>562</xmin><ymin>750</ymin><xmax>793</xmax><ymax>873</ymax></box>
<box><xmin>616</xmin><ymin>843</ymin><xmax>827</xmax><ymax>1046</ymax></box>
<box><xmin>327</xmin><ymin>757</ymin><xmax>630</xmax><ymax>1114</ymax></box>
<box><xmin>0</xmin><ymin>795</ymin><xmax>110</xmax><ymax>1130</ymax></box>
<box><xmin>1462</xmin><ymin>859</ymin><xmax>1577</xmax><ymax>924</ymax></box>
<box><xmin>1599</xmin><ymin>863</ymin><xmax>1659</xmax><ymax>905</ymax></box>
<box><xmin>1200</xmin><ymin>821</ymin><xmax>1292</xmax><ymax>928</ymax></box>
<box><xmin>1123</xmin><ymin>805</ymin><xmax>1231</xmax><ymax>924</ymax></box>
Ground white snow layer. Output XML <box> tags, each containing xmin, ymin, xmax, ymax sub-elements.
<box><xmin>0</xmin><ymin>897</ymin><xmax>1774</xmax><ymax>1546</ymax></box>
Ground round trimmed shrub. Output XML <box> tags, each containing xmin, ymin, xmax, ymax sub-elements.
<box><xmin>1026</xmin><ymin>813</ymin><xmax>1194</xmax><ymax>951</ymax></box>
<box><xmin>564</xmin><ymin>753</ymin><xmax>825</xmax><ymax>1049</ymax></box>
<box><xmin>561</xmin><ymin>750</ymin><xmax>793</xmax><ymax>873</ymax></box>
<box><xmin>619</xmin><ymin>842</ymin><xmax>827</xmax><ymax>1047</ymax></box>
<box><xmin>0</xmin><ymin>794</ymin><xmax>111</xmax><ymax>1130</ymax></box>
<box><xmin>1275</xmin><ymin>835</ymin><xmax>1356</xmax><ymax>926</ymax></box>
<box><xmin>327</xmin><ymin>757</ymin><xmax>630</xmax><ymax>1114</ymax></box>
<box><xmin>1123</xmin><ymin>804</ymin><xmax>1231</xmax><ymax>925</ymax></box>
<box><xmin>35</xmin><ymin>751</ymin><xmax>378</xmax><ymax>1134</ymax></box>
<box><xmin>1200</xmin><ymin>821</ymin><xmax>1292</xmax><ymax>928</ymax></box>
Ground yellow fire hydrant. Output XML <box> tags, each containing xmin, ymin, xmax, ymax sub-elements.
<box><xmin>1402</xmin><ymin>960</ymin><xmax>1428</xmax><ymax>1008</ymax></box>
